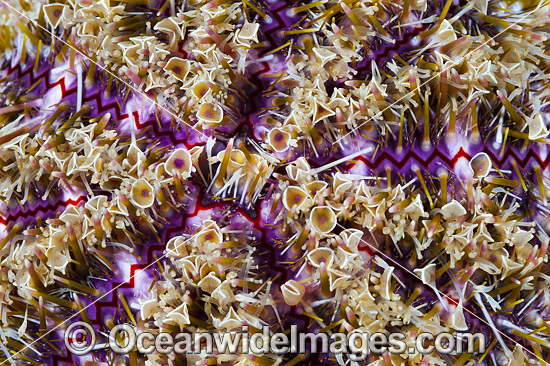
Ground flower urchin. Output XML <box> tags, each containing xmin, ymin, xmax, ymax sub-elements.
<box><xmin>0</xmin><ymin>0</ymin><xmax>550</xmax><ymax>365</ymax></box>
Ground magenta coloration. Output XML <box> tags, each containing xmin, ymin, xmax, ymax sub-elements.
<box><xmin>0</xmin><ymin>0</ymin><xmax>550</xmax><ymax>365</ymax></box>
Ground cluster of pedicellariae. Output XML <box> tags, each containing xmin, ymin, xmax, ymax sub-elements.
<box><xmin>0</xmin><ymin>0</ymin><xmax>550</xmax><ymax>365</ymax></box>
<box><xmin>272</xmin><ymin>153</ymin><xmax>549</xmax><ymax>365</ymax></box>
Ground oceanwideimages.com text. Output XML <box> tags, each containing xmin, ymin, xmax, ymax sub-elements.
<box><xmin>65</xmin><ymin>322</ymin><xmax>486</xmax><ymax>360</ymax></box>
